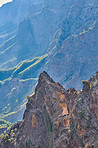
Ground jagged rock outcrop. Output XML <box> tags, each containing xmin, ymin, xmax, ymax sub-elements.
<box><xmin>0</xmin><ymin>71</ymin><xmax>98</xmax><ymax>148</ymax></box>
<box><xmin>0</xmin><ymin>0</ymin><xmax>97</xmax><ymax>126</ymax></box>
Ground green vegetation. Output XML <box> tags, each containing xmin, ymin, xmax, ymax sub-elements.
<box><xmin>0</xmin><ymin>133</ymin><xmax>14</xmax><ymax>143</ymax></box>
<box><xmin>7</xmin><ymin>87</ymin><xmax>16</xmax><ymax>96</ymax></box>
<box><xmin>79</xmin><ymin>21</ymin><xmax>96</xmax><ymax>36</ymax></box>
<box><xmin>82</xmin><ymin>80</ymin><xmax>86</xmax><ymax>84</ymax></box>
<box><xmin>79</xmin><ymin>30</ymin><xmax>86</xmax><ymax>35</ymax></box>
<box><xmin>26</xmin><ymin>95</ymin><xmax>30</xmax><ymax>100</ymax></box>
<box><xmin>14</xmin><ymin>128</ymin><xmax>17</xmax><ymax>134</ymax></box>
<box><xmin>3</xmin><ymin>134</ymin><xmax>9</xmax><ymax>143</ymax></box>
<box><xmin>84</xmin><ymin>144</ymin><xmax>89</xmax><ymax>148</ymax></box>
<box><xmin>8</xmin><ymin>137</ymin><xmax>14</xmax><ymax>142</ymax></box>
<box><xmin>10</xmin><ymin>129</ymin><xmax>14</xmax><ymax>136</ymax></box>
<box><xmin>90</xmin><ymin>81</ymin><xmax>92</xmax><ymax>89</ymax></box>
<box><xmin>12</xmin><ymin>57</ymin><xmax>39</xmax><ymax>77</ymax></box>
<box><xmin>0</xmin><ymin>54</ymin><xmax>47</xmax><ymax>124</ymax></box>
<box><xmin>0</xmin><ymin>133</ymin><xmax>4</xmax><ymax>139</ymax></box>
<box><xmin>0</xmin><ymin>119</ymin><xmax>12</xmax><ymax>130</ymax></box>
<box><xmin>0</xmin><ymin>58</ymin><xmax>17</xmax><ymax>69</ymax></box>
<box><xmin>19</xmin><ymin>54</ymin><xmax>48</xmax><ymax>79</ymax></box>
<box><xmin>0</xmin><ymin>125</ymin><xmax>18</xmax><ymax>143</ymax></box>
<box><xmin>0</xmin><ymin>54</ymin><xmax>48</xmax><ymax>82</ymax></box>
<box><xmin>19</xmin><ymin>78</ymin><xmax>38</xmax><ymax>83</ymax></box>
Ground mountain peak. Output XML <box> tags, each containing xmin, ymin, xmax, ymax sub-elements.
<box><xmin>38</xmin><ymin>71</ymin><xmax>55</xmax><ymax>84</ymax></box>
<box><xmin>0</xmin><ymin>72</ymin><xmax>98</xmax><ymax>148</ymax></box>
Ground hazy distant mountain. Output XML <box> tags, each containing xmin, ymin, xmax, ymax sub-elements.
<box><xmin>45</xmin><ymin>22</ymin><xmax>98</xmax><ymax>89</ymax></box>
<box><xmin>0</xmin><ymin>0</ymin><xmax>74</xmax><ymax>68</ymax></box>
<box><xmin>44</xmin><ymin>0</ymin><xmax>98</xmax><ymax>89</ymax></box>
<box><xmin>0</xmin><ymin>0</ymin><xmax>44</xmax><ymax>24</ymax></box>
<box><xmin>0</xmin><ymin>0</ymin><xmax>44</xmax><ymax>50</ymax></box>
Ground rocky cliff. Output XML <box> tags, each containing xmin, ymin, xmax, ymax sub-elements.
<box><xmin>0</xmin><ymin>71</ymin><xmax>98</xmax><ymax>148</ymax></box>
<box><xmin>0</xmin><ymin>0</ymin><xmax>97</xmax><ymax>126</ymax></box>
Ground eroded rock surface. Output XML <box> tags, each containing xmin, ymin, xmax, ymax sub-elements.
<box><xmin>0</xmin><ymin>71</ymin><xmax>98</xmax><ymax>148</ymax></box>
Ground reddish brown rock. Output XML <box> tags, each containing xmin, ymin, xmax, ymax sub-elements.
<box><xmin>0</xmin><ymin>71</ymin><xmax>98</xmax><ymax>148</ymax></box>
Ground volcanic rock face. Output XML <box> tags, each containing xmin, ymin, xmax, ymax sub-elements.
<box><xmin>0</xmin><ymin>71</ymin><xmax>98</xmax><ymax>148</ymax></box>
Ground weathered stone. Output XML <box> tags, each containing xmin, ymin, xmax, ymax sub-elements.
<box><xmin>0</xmin><ymin>71</ymin><xmax>98</xmax><ymax>148</ymax></box>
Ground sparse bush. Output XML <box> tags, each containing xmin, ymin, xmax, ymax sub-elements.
<box><xmin>82</xmin><ymin>80</ymin><xmax>86</xmax><ymax>84</ymax></box>
<box><xmin>84</xmin><ymin>143</ymin><xmax>89</xmax><ymax>148</ymax></box>
<box><xmin>0</xmin><ymin>133</ymin><xmax>4</xmax><ymax>139</ymax></box>
<box><xmin>10</xmin><ymin>129</ymin><xmax>14</xmax><ymax>135</ymax></box>
<box><xmin>3</xmin><ymin>134</ymin><xmax>9</xmax><ymax>143</ymax></box>
<box><xmin>90</xmin><ymin>81</ymin><xmax>92</xmax><ymax>89</ymax></box>
<box><xmin>8</xmin><ymin>138</ymin><xmax>14</xmax><ymax>142</ymax></box>
<box><xmin>15</xmin><ymin>128</ymin><xmax>17</xmax><ymax>134</ymax></box>
<box><xmin>10</xmin><ymin>129</ymin><xmax>15</xmax><ymax>136</ymax></box>
<box><xmin>26</xmin><ymin>95</ymin><xmax>30</xmax><ymax>100</ymax></box>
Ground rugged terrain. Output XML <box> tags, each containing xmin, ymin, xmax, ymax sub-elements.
<box><xmin>0</xmin><ymin>71</ymin><xmax>98</xmax><ymax>148</ymax></box>
<box><xmin>0</xmin><ymin>0</ymin><xmax>98</xmax><ymax>132</ymax></box>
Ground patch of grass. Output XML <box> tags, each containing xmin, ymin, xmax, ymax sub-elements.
<box><xmin>8</xmin><ymin>137</ymin><xmax>14</xmax><ymax>142</ymax></box>
<box><xmin>79</xmin><ymin>21</ymin><xmax>96</xmax><ymax>36</ymax></box>
<box><xmin>0</xmin><ymin>58</ymin><xmax>17</xmax><ymax>69</ymax></box>
<box><xmin>19</xmin><ymin>54</ymin><xmax>48</xmax><ymax>75</ymax></box>
<box><xmin>0</xmin><ymin>133</ymin><xmax>4</xmax><ymax>139</ymax></box>
<box><xmin>12</xmin><ymin>57</ymin><xmax>39</xmax><ymax>77</ymax></box>
<box><xmin>0</xmin><ymin>54</ymin><xmax>48</xmax><ymax>125</ymax></box>
<box><xmin>0</xmin><ymin>119</ymin><xmax>12</xmax><ymax>130</ymax></box>
<box><xmin>7</xmin><ymin>87</ymin><xmax>16</xmax><ymax>96</ymax></box>
<box><xmin>0</xmin><ymin>101</ymin><xmax>26</xmax><ymax>122</ymax></box>
<box><xmin>19</xmin><ymin>78</ymin><xmax>38</xmax><ymax>83</ymax></box>
<box><xmin>19</xmin><ymin>54</ymin><xmax>48</xmax><ymax>79</ymax></box>
<box><xmin>0</xmin><ymin>54</ymin><xmax>47</xmax><ymax>82</ymax></box>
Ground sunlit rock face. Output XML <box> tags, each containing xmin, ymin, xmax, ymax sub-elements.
<box><xmin>0</xmin><ymin>71</ymin><xmax>98</xmax><ymax>148</ymax></box>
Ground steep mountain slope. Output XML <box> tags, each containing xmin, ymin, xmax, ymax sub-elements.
<box><xmin>45</xmin><ymin>21</ymin><xmax>98</xmax><ymax>90</ymax></box>
<box><xmin>0</xmin><ymin>54</ymin><xmax>48</xmax><ymax>123</ymax></box>
<box><xmin>0</xmin><ymin>71</ymin><xmax>98</xmax><ymax>148</ymax></box>
<box><xmin>0</xmin><ymin>0</ymin><xmax>73</xmax><ymax>67</ymax></box>
<box><xmin>0</xmin><ymin>0</ymin><xmax>97</xmax><ymax>129</ymax></box>
<box><xmin>0</xmin><ymin>0</ymin><xmax>44</xmax><ymax>65</ymax></box>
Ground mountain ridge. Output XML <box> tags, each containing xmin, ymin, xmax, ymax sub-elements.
<box><xmin>0</xmin><ymin>71</ymin><xmax>98</xmax><ymax>148</ymax></box>
<box><xmin>0</xmin><ymin>0</ymin><xmax>98</xmax><ymax>132</ymax></box>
